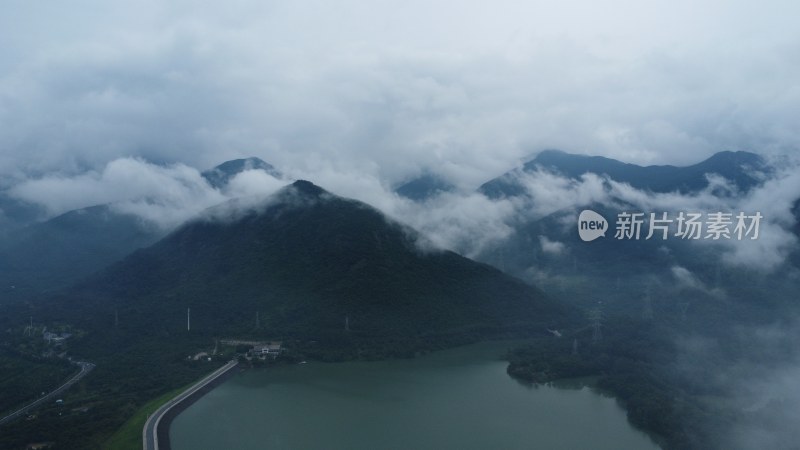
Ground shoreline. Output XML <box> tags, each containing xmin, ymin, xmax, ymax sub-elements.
<box><xmin>143</xmin><ymin>359</ymin><xmax>240</xmax><ymax>450</ymax></box>
<box><xmin>167</xmin><ymin>344</ymin><xmax>660</xmax><ymax>450</ymax></box>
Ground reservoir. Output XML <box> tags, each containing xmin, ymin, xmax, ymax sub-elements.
<box><xmin>170</xmin><ymin>342</ymin><xmax>659</xmax><ymax>450</ymax></box>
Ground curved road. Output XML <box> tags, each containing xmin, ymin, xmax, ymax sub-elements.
<box><xmin>143</xmin><ymin>359</ymin><xmax>238</xmax><ymax>450</ymax></box>
<box><xmin>0</xmin><ymin>361</ymin><xmax>95</xmax><ymax>426</ymax></box>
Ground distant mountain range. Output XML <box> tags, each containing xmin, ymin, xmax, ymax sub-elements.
<box><xmin>0</xmin><ymin>150</ymin><xmax>792</xmax><ymax>318</ymax></box>
<box><xmin>470</xmin><ymin>150</ymin><xmax>796</xmax><ymax>320</ymax></box>
<box><xmin>479</xmin><ymin>149</ymin><xmax>769</xmax><ymax>198</ymax></box>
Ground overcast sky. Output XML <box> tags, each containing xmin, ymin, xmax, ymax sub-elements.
<box><xmin>1</xmin><ymin>0</ymin><xmax>798</xmax><ymax>187</ymax></box>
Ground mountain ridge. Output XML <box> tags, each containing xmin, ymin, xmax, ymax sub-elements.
<box><xmin>479</xmin><ymin>150</ymin><xmax>768</xmax><ymax>198</ymax></box>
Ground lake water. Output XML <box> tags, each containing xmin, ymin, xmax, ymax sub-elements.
<box><xmin>171</xmin><ymin>342</ymin><xmax>660</xmax><ymax>450</ymax></box>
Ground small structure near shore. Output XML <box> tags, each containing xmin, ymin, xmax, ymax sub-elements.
<box><xmin>250</xmin><ymin>341</ymin><xmax>283</xmax><ymax>359</ymax></box>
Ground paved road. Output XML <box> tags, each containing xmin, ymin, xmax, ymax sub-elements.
<box><xmin>0</xmin><ymin>361</ymin><xmax>95</xmax><ymax>426</ymax></box>
<box><xmin>143</xmin><ymin>359</ymin><xmax>238</xmax><ymax>450</ymax></box>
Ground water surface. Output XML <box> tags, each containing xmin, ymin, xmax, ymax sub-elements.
<box><xmin>171</xmin><ymin>342</ymin><xmax>659</xmax><ymax>450</ymax></box>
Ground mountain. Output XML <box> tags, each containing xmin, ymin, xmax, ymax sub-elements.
<box><xmin>0</xmin><ymin>157</ymin><xmax>287</xmax><ymax>301</ymax></box>
<box><xmin>0</xmin><ymin>192</ymin><xmax>44</xmax><ymax>233</ymax></box>
<box><xmin>0</xmin><ymin>205</ymin><xmax>163</xmax><ymax>299</ymax></box>
<box><xmin>395</xmin><ymin>173</ymin><xmax>455</xmax><ymax>201</ymax></box>
<box><xmin>479</xmin><ymin>150</ymin><xmax>769</xmax><ymax>199</ymax></box>
<box><xmin>201</xmin><ymin>157</ymin><xmax>282</xmax><ymax>189</ymax></box>
<box><xmin>66</xmin><ymin>180</ymin><xmax>566</xmax><ymax>350</ymax></box>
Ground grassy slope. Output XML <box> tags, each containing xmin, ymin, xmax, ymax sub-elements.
<box><xmin>105</xmin><ymin>381</ymin><xmax>193</xmax><ymax>450</ymax></box>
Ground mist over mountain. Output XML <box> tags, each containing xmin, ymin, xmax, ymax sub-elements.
<box><xmin>201</xmin><ymin>157</ymin><xmax>283</xmax><ymax>189</ymax></box>
<box><xmin>3</xmin><ymin>150</ymin><xmax>794</xmax><ymax>308</ymax></box>
<box><xmin>467</xmin><ymin>150</ymin><xmax>798</xmax><ymax>316</ymax></box>
<box><xmin>0</xmin><ymin>157</ymin><xmax>286</xmax><ymax>299</ymax></box>
<box><xmin>64</xmin><ymin>180</ymin><xmax>565</xmax><ymax>347</ymax></box>
<box><xmin>479</xmin><ymin>150</ymin><xmax>770</xmax><ymax>199</ymax></box>
<box><xmin>395</xmin><ymin>173</ymin><xmax>455</xmax><ymax>201</ymax></box>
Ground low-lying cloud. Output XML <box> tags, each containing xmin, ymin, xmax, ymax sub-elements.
<box><xmin>676</xmin><ymin>318</ymin><xmax>800</xmax><ymax>450</ymax></box>
<box><xmin>8</xmin><ymin>151</ymin><xmax>799</xmax><ymax>270</ymax></box>
<box><xmin>8</xmin><ymin>157</ymin><xmax>284</xmax><ymax>229</ymax></box>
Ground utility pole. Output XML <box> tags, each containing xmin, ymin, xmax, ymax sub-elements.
<box><xmin>187</xmin><ymin>308</ymin><xmax>191</xmax><ymax>331</ymax></box>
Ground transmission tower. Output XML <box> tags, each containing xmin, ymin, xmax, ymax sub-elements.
<box><xmin>588</xmin><ymin>305</ymin><xmax>603</xmax><ymax>342</ymax></box>
<box><xmin>23</xmin><ymin>316</ymin><xmax>33</xmax><ymax>336</ymax></box>
<box><xmin>642</xmin><ymin>290</ymin><xmax>653</xmax><ymax>321</ymax></box>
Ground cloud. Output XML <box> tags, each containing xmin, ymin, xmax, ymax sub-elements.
<box><xmin>7</xmin><ymin>146</ymin><xmax>798</xmax><ymax>272</ymax></box>
<box><xmin>676</xmin><ymin>319</ymin><xmax>800</xmax><ymax>450</ymax></box>
<box><xmin>0</xmin><ymin>0</ymin><xmax>799</xmax><ymax>187</ymax></box>
<box><xmin>539</xmin><ymin>236</ymin><xmax>566</xmax><ymax>255</ymax></box>
<box><xmin>317</xmin><ymin>155</ymin><xmax>800</xmax><ymax>269</ymax></box>
<box><xmin>497</xmin><ymin>158</ymin><xmax>800</xmax><ymax>271</ymax></box>
<box><xmin>670</xmin><ymin>265</ymin><xmax>724</xmax><ymax>298</ymax></box>
<box><xmin>399</xmin><ymin>192</ymin><xmax>518</xmax><ymax>257</ymax></box>
<box><xmin>0</xmin><ymin>0</ymin><xmax>798</xmax><ymax>269</ymax></box>
<box><xmin>605</xmin><ymin>165</ymin><xmax>800</xmax><ymax>271</ymax></box>
<box><xmin>223</xmin><ymin>169</ymin><xmax>287</xmax><ymax>198</ymax></box>
<box><xmin>8</xmin><ymin>157</ymin><xmax>283</xmax><ymax>229</ymax></box>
